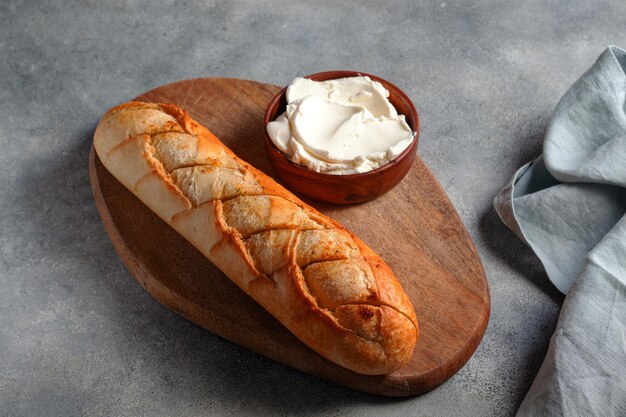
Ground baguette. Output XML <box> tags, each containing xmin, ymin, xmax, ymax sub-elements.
<box><xmin>94</xmin><ymin>101</ymin><xmax>418</xmax><ymax>375</ymax></box>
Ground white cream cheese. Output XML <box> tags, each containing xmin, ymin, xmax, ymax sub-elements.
<box><xmin>266</xmin><ymin>76</ymin><xmax>414</xmax><ymax>175</ymax></box>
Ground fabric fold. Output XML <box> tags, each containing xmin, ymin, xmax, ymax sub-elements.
<box><xmin>494</xmin><ymin>46</ymin><xmax>626</xmax><ymax>416</ymax></box>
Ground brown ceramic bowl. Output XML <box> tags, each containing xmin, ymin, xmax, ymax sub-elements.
<box><xmin>263</xmin><ymin>70</ymin><xmax>419</xmax><ymax>205</ymax></box>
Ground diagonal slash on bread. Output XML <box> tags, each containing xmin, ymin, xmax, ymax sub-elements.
<box><xmin>94</xmin><ymin>101</ymin><xmax>418</xmax><ymax>375</ymax></box>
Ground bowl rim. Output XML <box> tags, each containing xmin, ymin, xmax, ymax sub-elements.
<box><xmin>262</xmin><ymin>70</ymin><xmax>420</xmax><ymax>179</ymax></box>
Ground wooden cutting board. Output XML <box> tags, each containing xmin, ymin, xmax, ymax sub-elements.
<box><xmin>89</xmin><ymin>78</ymin><xmax>490</xmax><ymax>397</ymax></box>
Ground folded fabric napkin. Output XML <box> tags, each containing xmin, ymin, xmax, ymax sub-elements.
<box><xmin>494</xmin><ymin>46</ymin><xmax>626</xmax><ymax>417</ymax></box>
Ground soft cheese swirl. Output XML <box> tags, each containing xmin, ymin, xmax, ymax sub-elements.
<box><xmin>267</xmin><ymin>76</ymin><xmax>414</xmax><ymax>175</ymax></box>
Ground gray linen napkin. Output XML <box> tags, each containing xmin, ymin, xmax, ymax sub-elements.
<box><xmin>494</xmin><ymin>46</ymin><xmax>626</xmax><ymax>417</ymax></box>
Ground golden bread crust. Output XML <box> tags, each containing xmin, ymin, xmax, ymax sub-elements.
<box><xmin>94</xmin><ymin>101</ymin><xmax>418</xmax><ymax>375</ymax></box>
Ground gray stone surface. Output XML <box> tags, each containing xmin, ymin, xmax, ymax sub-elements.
<box><xmin>0</xmin><ymin>0</ymin><xmax>622</xmax><ymax>415</ymax></box>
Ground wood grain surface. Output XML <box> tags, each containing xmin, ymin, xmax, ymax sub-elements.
<box><xmin>89</xmin><ymin>77</ymin><xmax>490</xmax><ymax>397</ymax></box>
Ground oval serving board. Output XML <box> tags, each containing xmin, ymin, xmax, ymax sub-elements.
<box><xmin>89</xmin><ymin>78</ymin><xmax>490</xmax><ymax>397</ymax></box>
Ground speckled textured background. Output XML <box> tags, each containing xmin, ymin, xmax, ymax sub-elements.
<box><xmin>1</xmin><ymin>1</ymin><xmax>623</xmax><ymax>415</ymax></box>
